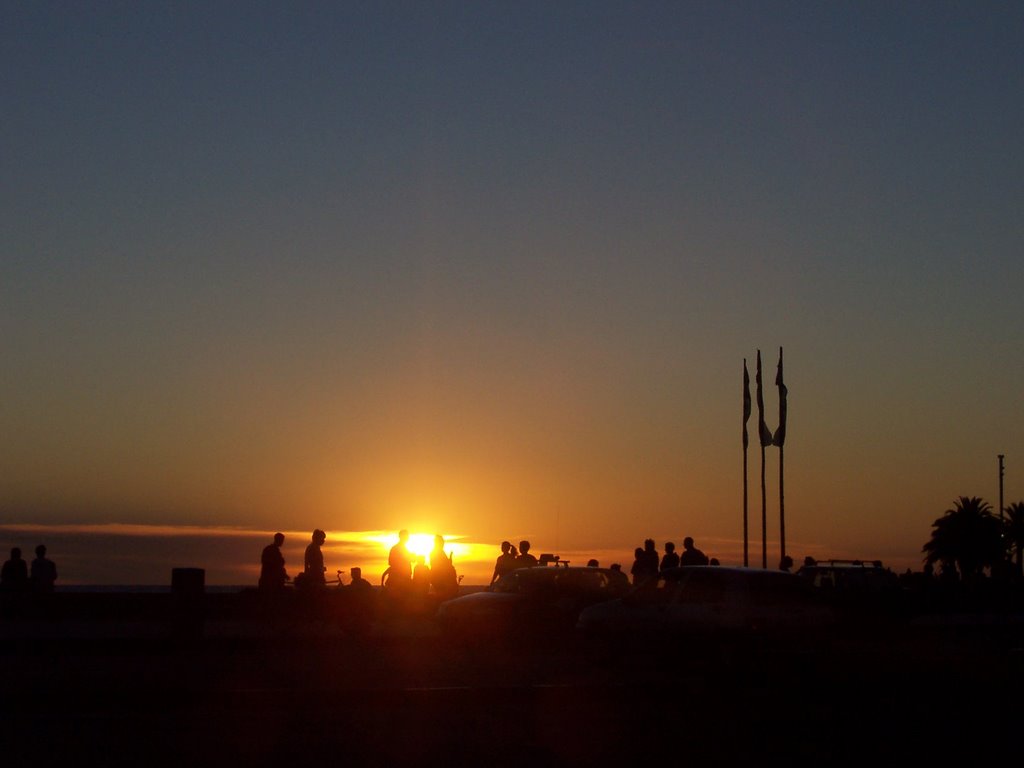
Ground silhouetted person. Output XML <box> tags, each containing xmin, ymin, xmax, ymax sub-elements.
<box><xmin>608</xmin><ymin>565</ymin><xmax>629</xmax><ymax>588</ymax></box>
<box><xmin>490</xmin><ymin>540</ymin><xmax>518</xmax><ymax>586</ymax></box>
<box><xmin>429</xmin><ymin>535</ymin><xmax>459</xmax><ymax>600</ymax></box>
<box><xmin>303</xmin><ymin>529</ymin><xmax>327</xmax><ymax>587</ymax></box>
<box><xmin>642</xmin><ymin>538</ymin><xmax>659</xmax><ymax>574</ymax></box>
<box><xmin>345</xmin><ymin>566</ymin><xmax>376</xmax><ymax>632</ymax></box>
<box><xmin>709</xmin><ymin>557</ymin><xmax>720</xmax><ymax>566</ymax></box>
<box><xmin>348</xmin><ymin>567</ymin><xmax>373</xmax><ymax>596</ymax></box>
<box><xmin>679</xmin><ymin>536</ymin><xmax>709</xmax><ymax>566</ymax></box>
<box><xmin>30</xmin><ymin>544</ymin><xmax>57</xmax><ymax>593</ymax></box>
<box><xmin>587</xmin><ymin>558</ymin><xmax>599</xmax><ymax>568</ymax></box>
<box><xmin>1</xmin><ymin>547</ymin><xmax>28</xmax><ymax>592</ymax></box>
<box><xmin>516</xmin><ymin>540</ymin><xmax>538</xmax><ymax>568</ymax></box>
<box><xmin>630</xmin><ymin>547</ymin><xmax>645</xmax><ymax>585</ymax></box>
<box><xmin>631</xmin><ymin>540</ymin><xmax>659</xmax><ymax>585</ymax></box>
<box><xmin>779</xmin><ymin>555</ymin><xmax>794</xmax><ymax>572</ymax></box>
<box><xmin>803</xmin><ymin>556</ymin><xmax>818</xmax><ymax>568</ymax></box>
<box><xmin>385</xmin><ymin>530</ymin><xmax>413</xmax><ymax>588</ymax></box>
<box><xmin>660</xmin><ymin>541</ymin><xmax>680</xmax><ymax>572</ymax></box>
<box><xmin>259</xmin><ymin>533</ymin><xmax>288</xmax><ymax>590</ymax></box>
<box><xmin>412</xmin><ymin>561</ymin><xmax>432</xmax><ymax>595</ymax></box>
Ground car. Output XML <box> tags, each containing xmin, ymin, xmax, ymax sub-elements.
<box><xmin>796</xmin><ymin>559</ymin><xmax>906</xmax><ymax>619</ymax></box>
<box><xmin>576</xmin><ymin>566</ymin><xmax>839</xmax><ymax>651</ymax></box>
<box><xmin>436</xmin><ymin>565</ymin><xmax>632</xmax><ymax>641</ymax></box>
<box><xmin>796</xmin><ymin>559</ymin><xmax>897</xmax><ymax>592</ymax></box>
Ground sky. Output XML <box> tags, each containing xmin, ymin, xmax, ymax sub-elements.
<box><xmin>2</xmin><ymin>2</ymin><xmax>1023</xmax><ymax>585</ymax></box>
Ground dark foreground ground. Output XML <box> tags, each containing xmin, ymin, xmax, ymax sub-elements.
<box><xmin>1</xmin><ymin>592</ymin><xmax>1022</xmax><ymax>767</ymax></box>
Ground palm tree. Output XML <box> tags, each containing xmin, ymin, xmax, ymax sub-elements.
<box><xmin>1003</xmin><ymin>501</ymin><xmax>1024</xmax><ymax>578</ymax></box>
<box><xmin>922</xmin><ymin>496</ymin><xmax>1005</xmax><ymax>580</ymax></box>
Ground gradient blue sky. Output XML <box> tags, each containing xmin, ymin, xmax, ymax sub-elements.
<box><xmin>3</xmin><ymin>2</ymin><xmax>1022</xmax><ymax>583</ymax></box>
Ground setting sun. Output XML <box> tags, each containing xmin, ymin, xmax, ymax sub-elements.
<box><xmin>405</xmin><ymin>533</ymin><xmax>435</xmax><ymax>558</ymax></box>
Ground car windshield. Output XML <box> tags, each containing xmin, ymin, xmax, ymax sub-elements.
<box><xmin>676</xmin><ymin>570</ymin><xmax>728</xmax><ymax>605</ymax></box>
<box><xmin>746</xmin><ymin>572</ymin><xmax>814</xmax><ymax>606</ymax></box>
<box><xmin>492</xmin><ymin>568</ymin><xmax>626</xmax><ymax>597</ymax></box>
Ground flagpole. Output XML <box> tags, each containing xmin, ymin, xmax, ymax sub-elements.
<box><xmin>779</xmin><ymin>441</ymin><xmax>785</xmax><ymax>563</ymax></box>
<box><xmin>760</xmin><ymin>441</ymin><xmax>767</xmax><ymax>569</ymax></box>
<box><xmin>743</xmin><ymin>443</ymin><xmax>749</xmax><ymax>568</ymax></box>
<box><xmin>756</xmin><ymin>350</ymin><xmax>769</xmax><ymax>570</ymax></box>
<box><xmin>743</xmin><ymin>359</ymin><xmax>750</xmax><ymax>568</ymax></box>
<box><xmin>777</xmin><ymin>346</ymin><xmax>787</xmax><ymax>564</ymax></box>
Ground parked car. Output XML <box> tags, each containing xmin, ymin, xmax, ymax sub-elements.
<box><xmin>796</xmin><ymin>559</ymin><xmax>906</xmax><ymax>620</ymax></box>
<box><xmin>437</xmin><ymin>566</ymin><xmax>631</xmax><ymax>640</ymax></box>
<box><xmin>576</xmin><ymin>566</ymin><xmax>839</xmax><ymax>651</ymax></box>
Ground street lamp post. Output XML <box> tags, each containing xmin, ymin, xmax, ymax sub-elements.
<box><xmin>998</xmin><ymin>454</ymin><xmax>1005</xmax><ymax>520</ymax></box>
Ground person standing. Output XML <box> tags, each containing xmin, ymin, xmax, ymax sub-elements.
<box><xmin>515</xmin><ymin>540</ymin><xmax>538</xmax><ymax>568</ymax></box>
<box><xmin>630</xmin><ymin>547</ymin><xmax>646</xmax><ymax>585</ymax></box>
<box><xmin>429</xmin><ymin>535</ymin><xmax>458</xmax><ymax>601</ymax></box>
<box><xmin>1</xmin><ymin>547</ymin><xmax>29</xmax><ymax>592</ymax></box>
<box><xmin>490</xmin><ymin>541</ymin><xmax>518</xmax><ymax>586</ymax></box>
<box><xmin>304</xmin><ymin>529</ymin><xmax>327</xmax><ymax>587</ymax></box>
<box><xmin>660</xmin><ymin>541</ymin><xmax>680</xmax><ymax>572</ymax></box>
<box><xmin>642</xmin><ymin>539</ymin><xmax>660</xmax><ymax>575</ymax></box>
<box><xmin>30</xmin><ymin>544</ymin><xmax>57</xmax><ymax>592</ymax></box>
<box><xmin>679</xmin><ymin>536</ymin><xmax>709</xmax><ymax>566</ymax></box>
<box><xmin>259</xmin><ymin>533</ymin><xmax>289</xmax><ymax>590</ymax></box>
<box><xmin>386</xmin><ymin>530</ymin><xmax>413</xmax><ymax>588</ymax></box>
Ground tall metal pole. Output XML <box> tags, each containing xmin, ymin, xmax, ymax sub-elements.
<box><xmin>778</xmin><ymin>443</ymin><xmax>785</xmax><ymax>563</ymax></box>
<box><xmin>999</xmin><ymin>454</ymin><xmax>1005</xmax><ymax>520</ymax></box>
<box><xmin>743</xmin><ymin>439</ymin><xmax>749</xmax><ymax>567</ymax></box>
<box><xmin>761</xmin><ymin>442</ymin><xmax>767</xmax><ymax>569</ymax></box>
<box><xmin>743</xmin><ymin>359</ymin><xmax>751</xmax><ymax>568</ymax></box>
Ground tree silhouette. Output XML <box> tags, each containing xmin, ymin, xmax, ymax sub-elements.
<box><xmin>1003</xmin><ymin>501</ymin><xmax>1024</xmax><ymax>578</ymax></box>
<box><xmin>922</xmin><ymin>496</ymin><xmax>1005</xmax><ymax>580</ymax></box>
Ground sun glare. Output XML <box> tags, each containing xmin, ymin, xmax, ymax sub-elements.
<box><xmin>406</xmin><ymin>533</ymin><xmax>435</xmax><ymax>558</ymax></box>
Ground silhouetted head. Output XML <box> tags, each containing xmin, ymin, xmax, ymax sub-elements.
<box><xmin>804</xmin><ymin>556</ymin><xmax>817</xmax><ymax>567</ymax></box>
<box><xmin>683</xmin><ymin>537</ymin><xmax>694</xmax><ymax>549</ymax></box>
<box><xmin>610</xmin><ymin>563</ymin><xmax>622</xmax><ymax>572</ymax></box>
<box><xmin>35</xmin><ymin>544</ymin><xmax>46</xmax><ymax>558</ymax></box>
<box><xmin>519</xmin><ymin>540</ymin><xmax>530</xmax><ymax>554</ymax></box>
<box><xmin>11</xmin><ymin>547</ymin><xmax>21</xmax><ymax>559</ymax></box>
<box><xmin>434</xmin><ymin>534</ymin><xmax>445</xmax><ymax>548</ymax></box>
<box><xmin>779</xmin><ymin>555</ymin><xmax>793</xmax><ymax>571</ymax></box>
<box><xmin>399</xmin><ymin>529</ymin><xmax>409</xmax><ymax>542</ymax></box>
<box><xmin>587</xmin><ymin>559</ymin><xmax>599</xmax><ymax>568</ymax></box>
<box><xmin>273</xmin><ymin>532</ymin><xmax>285</xmax><ymax>546</ymax></box>
<box><xmin>709</xmin><ymin>558</ymin><xmax>720</xmax><ymax>566</ymax></box>
<box><xmin>664</xmin><ymin>541</ymin><xmax>675</xmax><ymax>553</ymax></box>
<box><xmin>644</xmin><ymin>539</ymin><xmax>655</xmax><ymax>552</ymax></box>
<box><xmin>634</xmin><ymin>547</ymin><xmax>644</xmax><ymax>559</ymax></box>
<box><xmin>312</xmin><ymin>529</ymin><xmax>326</xmax><ymax>545</ymax></box>
<box><xmin>351</xmin><ymin>567</ymin><xmax>362</xmax><ymax>579</ymax></box>
<box><xmin>500</xmin><ymin>540</ymin><xmax>511</xmax><ymax>553</ymax></box>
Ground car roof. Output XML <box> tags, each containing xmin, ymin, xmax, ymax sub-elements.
<box><xmin>515</xmin><ymin>566</ymin><xmax>622</xmax><ymax>579</ymax></box>
<box><xmin>800</xmin><ymin>560</ymin><xmax>885</xmax><ymax>570</ymax></box>
<box><xmin>658</xmin><ymin>566</ymin><xmax>803</xmax><ymax>581</ymax></box>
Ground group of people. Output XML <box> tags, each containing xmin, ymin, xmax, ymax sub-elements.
<box><xmin>259</xmin><ymin>529</ymin><xmax>460</xmax><ymax>601</ymax></box>
<box><xmin>1</xmin><ymin>545</ymin><xmax>57</xmax><ymax>593</ymax></box>
<box><xmin>259</xmin><ymin>530</ymin><xmax>720</xmax><ymax>597</ymax></box>
<box><xmin>384</xmin><ymin>530</ymin><xmax>459</xmax><ymax>600</ymax></box>
<box><xmin>488</xmin><ymin>539</ymin><xmax>543</xmax><ymax>585</ymax></box>
<box><xmin>630</xmin><ymin>537</ymin><xmax>715</xmax><ymax>585</ymax></box>
<box><xmin>258</xmin><ymin>530</ymin><xmax>374</xmax><ymax>597</ymax></box>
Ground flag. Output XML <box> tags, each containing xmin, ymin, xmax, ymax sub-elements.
<box><xmin>743</xmin><ymin>359</ymin><xmax>751</xmax><ymax>449</ymax></box>
<box><xmin>755</xmin><ymin>350</ymin><xmax>773</xmax><ymax>447</ymax></box>
<box><xmin>773</xmin><ymin>347</ymin><xmax>787</xmax><ymax>448</ymax></box>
